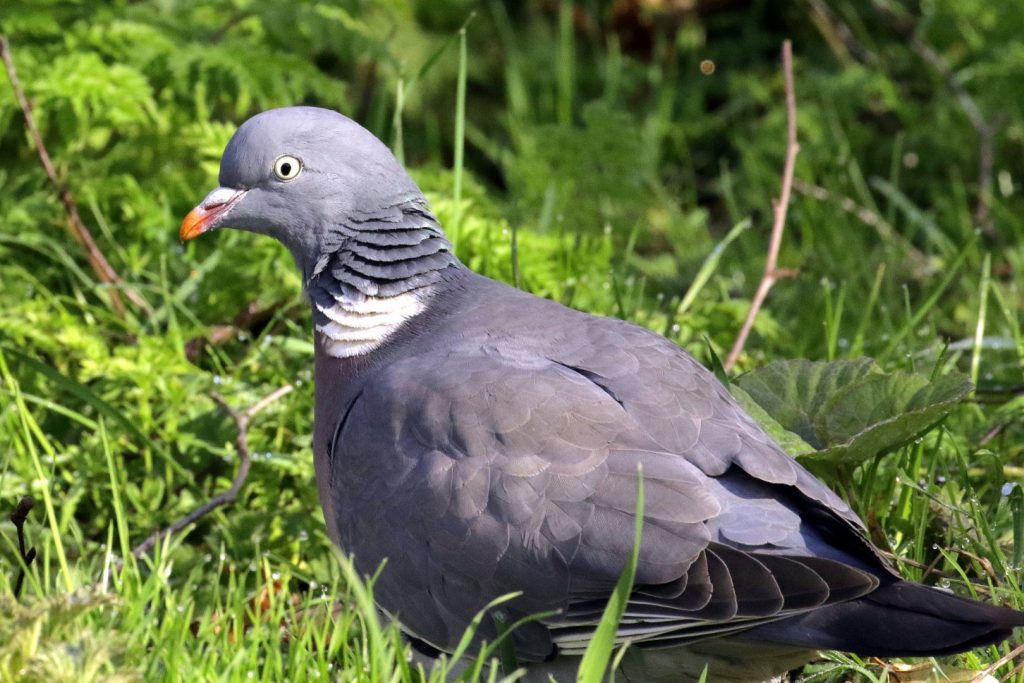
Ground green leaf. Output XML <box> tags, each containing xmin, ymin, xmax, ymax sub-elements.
<box><xmin>703</xmin><ymin>335</ymin><xmax>730</xmax><ymax>387</ymax></box>
<box><xmin>730</xmin><ymin>384</ymin><xmax>815</xmax><ymax>456</ymax></box>
<box><xmin>734</xmin><ymin>358</ymin><xmax>878</xmax><ymax>448</ymax></box>
<box><xmin>734</xmin><ymin>358</ymin><xmax>971</xmax><ymax>467</ymax></box>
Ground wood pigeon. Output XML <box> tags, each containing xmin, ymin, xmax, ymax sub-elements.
<box><xmin>180</xmin><ymin>106</ymin><xmax>1022</xmax><ymax>682</ymax></box>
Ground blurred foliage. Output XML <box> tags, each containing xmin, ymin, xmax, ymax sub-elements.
<box><xmin>1</xmin><ymin>0</ymin><xmax>1024</xmax><ymax>680</ymax></box>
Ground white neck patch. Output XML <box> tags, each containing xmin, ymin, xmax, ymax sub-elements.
<box><xmin>315</xmin><ymin>286</ymin><xmax>427</xmax><ymax>358</ymax></box>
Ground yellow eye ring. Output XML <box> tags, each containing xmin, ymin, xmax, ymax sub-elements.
<box><xmin>274</xmin><ymin>155</ymin><xmax>302</xmax><ymax>181</ymax></box>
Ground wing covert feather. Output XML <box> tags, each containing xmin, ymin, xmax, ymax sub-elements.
<box><xmin>325</xmin><ymin>321</ymin><xmax>885</xmax><ymax>657</ymax></box>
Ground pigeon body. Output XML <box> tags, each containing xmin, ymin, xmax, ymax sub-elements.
<box><xmin>182</xmin><ymin>106</ymin><xmax>1023</xmax><ymax>682</ymax></box>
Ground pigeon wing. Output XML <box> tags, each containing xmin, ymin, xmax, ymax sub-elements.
<box><xmin>328</xmin><ymin>344</ymin><xmax>877</xmax><ymax>660</ymax></box>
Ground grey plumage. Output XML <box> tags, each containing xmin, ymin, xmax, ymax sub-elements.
<box><xmin>181</xmin><ymin>106</ymin><xmax>1023</xmax><ymax>682</ymax></box>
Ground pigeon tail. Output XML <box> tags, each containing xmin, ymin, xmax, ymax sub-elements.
<box><xmin>741</xmin><ymin>579</ymin><xmax>1024</xmax><ymax>657</ymax></box>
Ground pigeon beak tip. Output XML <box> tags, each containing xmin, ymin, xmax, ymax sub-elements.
<box><xmin>179</xmin><ymin>206</ymin><xmax>215</xmax><ymax>242</ymax></box>
<box><xmin>179</xmin><ymin>188</ymin><xmax>246</xmax><ymax>242</ymax></box>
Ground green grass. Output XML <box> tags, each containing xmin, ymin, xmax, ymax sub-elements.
<box><xmin>3</xmin><ymin>1</ymin><xmax>1024</xmax><ymax>681</ymax></box>
<box><xmin>1</xmin><ymin>191</ymin><xmax>1021</xmax><ymax>681</ymax></box>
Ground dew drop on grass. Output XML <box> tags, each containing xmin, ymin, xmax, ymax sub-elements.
<box><xmin>298</xmin><ymin>530</ymin><xmax>309</xmax><ymax>541</ymax></box>
<box><xmin>1002</xmin><ymin>482</ymin><xmax>1017</xmax><ymax>496</ymax></box>
<box><xmin>271</xmin><ymin>572</ymin><xmax>281</xmax><ymax>581</ymax></box>
<box><xmin>213</xmin><ymin>375</ymin><xmax>222</xmax><ymax>385</ymax></box>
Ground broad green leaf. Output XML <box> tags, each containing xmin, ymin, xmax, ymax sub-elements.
<box><xmin>734</xmin><ymin>358</ymin><xmax>877</xmax><ymax>448</ymax></box>
<box><xmin>735</xmin><ymin>358</ymin><xmax>971</xmax><ymax>467</ymax></box>
<box><xmin>809</xmin><ymin>372</ymin><xmax>972</xmax><ymax>466</ymax></box>
<box><xmin>730</xmin><ymin>384</ymin><xmax>815</xmax><ymax>456</ymax></box>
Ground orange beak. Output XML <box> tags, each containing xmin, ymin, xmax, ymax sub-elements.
<box><xmin>180</xmin><ymin>187</ymin><xmax>246</xmax><ymax>241</ymax></box>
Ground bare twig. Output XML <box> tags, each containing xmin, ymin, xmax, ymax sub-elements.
<box><xmin>130</xmin><ymin>384</ymin><xmax>293</xmax><ymax>559</ymax></box>
<box><xmin>1000</xmin><ymin>659</ymin><xmax>1024</xmax><ymax>683</ymax></box>
<box><xmin>792</xmin><ymin>179</ymin><xmax>933</xmax><ymax>277</ymax></box>
<box><xmin>806</xmin><ymin>0</ymin><xmax>877</xmax><ymax>66</ymax></box>
<box><xmin>10</xmin><ymin>495</ymin><xmax>37</xmax><ymax>598</ymax></box>
<box><xmin>184</xmin><ymin>298</ymin><xmax>301</xmax><ymax>362</ymax></box>
<box><xmin>724</xmin><ymin>40</ymin><xmax>800</xmax><ymax>371</ymax></box>
<box><xmin>811</xmin><ymin>1</ymin><xmax>999</xmax><ymax>233</ymax></box>
<box><xmin>970</xmin><ymin>640</ymin><xmax>1024</xmax><ymax>682</ymax></box>
<box><xmin>910</xmin><ymin>37</ymin><xmax>998</xmax><ymax>233</ymax></box>
<box><xmin>856</xmin><ymin>1</ymin><xmax>998</xmax><ymax>233</ymax></box>
<box><xmin>0</xmin><ymin>36</ymin><xmax>151</xmax><ymax>317</ymax></box>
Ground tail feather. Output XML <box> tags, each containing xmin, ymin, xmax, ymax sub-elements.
<box><xmin>742</xmin><ymin>580</ymin><xmax>1024</xmax><ymax>657</ymax></box>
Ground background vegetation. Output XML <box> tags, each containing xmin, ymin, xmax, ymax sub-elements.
<box><xmin>1</xmin><ymin>0</ymin><xmax>1023</xmax><ymax>680</ymax></box>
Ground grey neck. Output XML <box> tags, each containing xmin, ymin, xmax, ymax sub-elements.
<box><xmin>307</xmin><ymin>198</ymin><xmax>460</xmax><ymax>358</ymax></box>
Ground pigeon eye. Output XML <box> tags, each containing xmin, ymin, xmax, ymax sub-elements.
<box><xmin>274</xmin><ymin>155</ymin><xmax>302</xmax><ymax>181</ymax></box>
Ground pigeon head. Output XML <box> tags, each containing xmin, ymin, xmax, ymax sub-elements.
<box><xmin>180</xmin><ymin>106</ymin><xmax>423</xmax><ymax>277</ymax></box>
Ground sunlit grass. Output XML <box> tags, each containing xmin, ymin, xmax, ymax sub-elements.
<box><xmin>3</xmin><ymin>2</ymin><xmax>1024</xmax><ymax>681</ymax></box>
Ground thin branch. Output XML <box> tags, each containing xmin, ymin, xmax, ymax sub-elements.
<box><xmin>184</xmin><ymin>298</ymin><xmax>301</xmax><ymax>362</ymax></box>
<box><xmin>910</xmin><ymin>36</ymin><xmax>997</xmax><ymax>233</ymax></box>
<box><xmin>857</xmin><ymin>0</ymin><xmax>998</xmax><ymax>233</ymax></box>
<box><xmin>792</xmin><ymin>178</ymin><xmax>932</xmax><ymax>276</ymax></box>
<box><xmin>724</xmin><ymin>40</ymin><xmax>799</xmax><ymax>372</ymax></box>
<box><xmin>811</xmin><ymin>1</ymin><xmax>999</xmax><ymax>233</ymax></box>
<box><xmin>10</xmin><ymin>495</ymin><xmax>37</xmax><ymax>598</ymax></box>
<box><xmin>806</xmin><ymin>0</ymin><xmax>877</xmax><ymax>66</ymax></box>
<box><xmin>970</xmin><ymin>639</ymin><xmax>1024</xmax><ymax>682</ymax></box>
<box><xmin>130</xmin><ymin>384</ymin><xmax>293</xmax><ymax>560</ymax></box>
<box><xmin>0</xmin><ymin>36</ymin><xmax>151</xmax><ymax>317</ymax></box>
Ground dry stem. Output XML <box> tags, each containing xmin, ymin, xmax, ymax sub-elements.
<box><xmin>813</xmin><ymin>1</ymin><xmax>999</xmax><ymax>233</ymax></box>
<box><xmin>0</xmin><ymin>36</ymin><xmax>150</xmax><ymax>317</ymax></box>
<box><xmin>911</xmin><ymin>36</ymin><xmax>997</xmax><ymax>233</ymax></box>
<box><xmin>970</xmin><ymin>640</ymin><xmax>1024</xmax><ymax>682</ymax></box>
<box><xmin>130</xmin><ymin>384</ymin><xmax>293</xmax><ymax>559</ymax></box>
<box><xmin>724</xmin><ymin>40</ymin><xmax>799</xmax><ymax>371</ymax></box>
